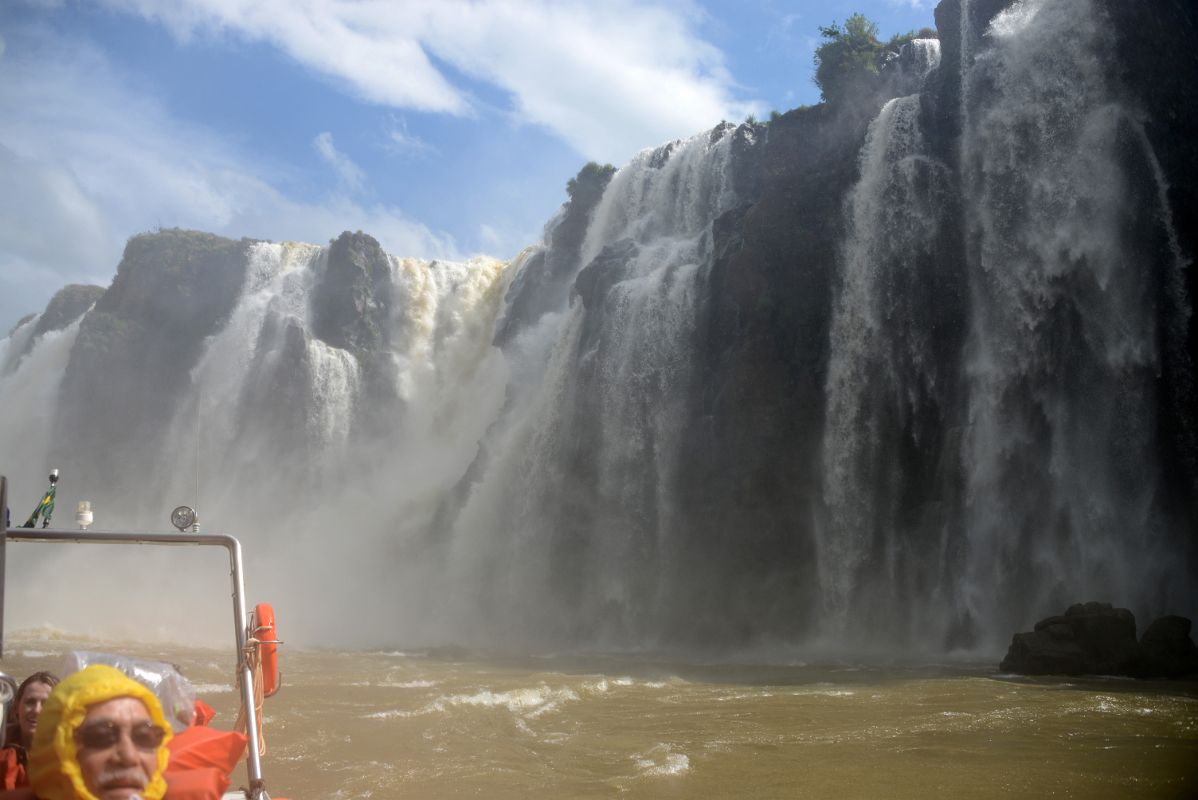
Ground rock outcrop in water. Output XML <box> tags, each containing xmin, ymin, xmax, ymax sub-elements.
<box><xmin>2</xmin><ymin>0</ymin><xmax>1195</xmax><ymax>651</ymax></box>
<box><xmin>1000</xmin><ymin>602</ymin><xmax>1198</xmax><ymax>678</ymax></box>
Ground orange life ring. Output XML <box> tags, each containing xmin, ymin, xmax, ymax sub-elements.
<box><xmin>253</xmin><ymin>603</ymin><xmax>281</xmax><ymax>697</ymax></box>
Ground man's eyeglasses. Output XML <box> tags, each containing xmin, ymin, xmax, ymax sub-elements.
<box><xmin>74</xmin><ymin>721</ymin><xmax>166</xmax><ymax>751</ymax></box>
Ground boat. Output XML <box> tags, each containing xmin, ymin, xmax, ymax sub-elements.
<box><xmin>0</xmin><ymin>474</ymin><xmax>282</xmax><ymax>800</ymax></box>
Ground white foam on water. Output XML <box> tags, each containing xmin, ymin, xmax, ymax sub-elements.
<box><xmin>366</xmin><ymin>684</ymin><xmax>583</xmax><ymax>721</ymax></box>
<box><xmin>717</xmin><ymin>692</ymin><xmax>775</xmax><ymax>702</ymax></box>
<box><xmin>387</xmin><ymin>680</ymin><xmax>438</xmax><ymax>689</ymax></box>
<box><xmin>353</xmin><ymin>676</ymin><xmax>438</xmax><ymax>689</ymax></box>
<box><xmin>189</xmin><ymin>682</ymin><xmax>234</xmax><ymax>695</ymax></box>
<box><xmin>365</xmin><ymin>709</ymin><xmax>419</xmax><ymax>720</ymax></box>
<box><xmin>579</xmin><ymin>679</ymin><xmax>617</xmax><ymax>695</ymax></box>
<box><xmin>443</xmin><ymin>685</ymin><xmax>581</xmax><ymax>718</ymax></box>
<box><xmin>798</xmin><ymin>689</ymin><xmax>856</xmax><ymax>698</ymax></box>
<box><xmin>634</xmin><ymin>745</ymin><xmax>690</xmax><ymax>777</ymax></box>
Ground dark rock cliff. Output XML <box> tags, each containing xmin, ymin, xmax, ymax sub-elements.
<box><xmin>31</xmin><ymin>284</ymin><xmax>105</xmax><ymax>340</ymax></box>
<box><xmin>1106</xmin><ymin>0</ymin><xmax>1198</xmax><ymax>538</ymax></box>
<box><xmin>7</xmin><ymin>0</ymin><xmax>1194</xmax><ymax>651</ymax></box>
<box><xmin>496</xmin><ymin>162</ymin><xmax>617</xmax><ymax>346</ymax></box>
<box><xmin>313</xmin><ymin>231</ymin><xmax>394</xmax><ymax>357</ymax></box>
<box><xmin>312</xmin><ymin>231</ymin><xmax>400</xmax><ymax>438</ymax></box>
<box><xmin>430</xmin><ymin>0</ymin><xmax>1197</xmax><ymax>647</ymax></box>
<box><xmin>668</xmin><ymin>105</ymin><xmax>877</xmax><ymax>643</ymax></box>
<box><xmin>52</xmin><ymin>230</ymin><xmax>250</xmax><ymax>499</ymax></box>
<box><xmin>2</xmin><ymin>284</ymin><xmax>104</xmax><ymax>373</ymax></box>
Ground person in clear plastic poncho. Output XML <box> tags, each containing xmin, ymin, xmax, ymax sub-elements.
<box><xmin>28</xmin><ymin>665</ymin><xmax>172</xmax><ymax>800</ymax></box>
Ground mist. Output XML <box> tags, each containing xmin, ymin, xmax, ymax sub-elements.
<box><xmin>1</xmin><ymin>0</ymin><xmax>1195</xmax><ymax>661</ymax></box>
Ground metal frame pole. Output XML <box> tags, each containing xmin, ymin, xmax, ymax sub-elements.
<box><xmin>1</xmin><ymin>526</ymin><xmax>270</xmax><ymax>799</ymax></box>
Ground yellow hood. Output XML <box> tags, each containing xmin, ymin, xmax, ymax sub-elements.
<box><xmin>29</xmin><ymin>664</ymin><xmax>173</xmax><ymax>800</ymax></box>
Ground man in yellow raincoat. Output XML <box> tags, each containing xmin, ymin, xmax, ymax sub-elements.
<box><xmin>27</xmin><ymin>665</ymin><xmax>172</xmax><ymax>800</ymax></box>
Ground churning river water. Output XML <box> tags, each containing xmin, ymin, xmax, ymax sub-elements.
<box><xmin>3</xmin><ymin>634</ymin><xmax>1196</xmax><ymax>799</ymax></box>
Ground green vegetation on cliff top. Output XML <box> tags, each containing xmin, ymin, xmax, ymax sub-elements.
<box><xmin>814</xmin><ymin>13</ymin><xmax>937</xmax><ymax>104</ymax></box>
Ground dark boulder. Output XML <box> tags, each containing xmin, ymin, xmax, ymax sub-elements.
<box><xmin>312</xmin><ymin>231</ymin><xmax>393</xmax><ymax>356</ymax></box>
<box><xmin>1000</xmin><ymin>602</ymin><xmax>1140</xmax><ymax>675</ymax></box>
<box><xmin>1001</xmin><ymin>603</ymin><xmax>1198</xmax><ymax>678</ymax></box>
<box><xmin>1138</xmin><ymin>615</ymin><xmax>1198</xmax><ymax>678</ymax></box>
<box><xmin>1001</xmin><ymin>629</ymin><xmax>1089</xmax><ymax>676</ymax></box>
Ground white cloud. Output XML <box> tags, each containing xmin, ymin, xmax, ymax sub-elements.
<box><xmin>0</xmin><ymin>25</ymin><xmax>457</xmax><ymax>330</ymax></box>
<box><xmin>313</xmin><ymin>131</ymin><xmax>366</xmax><ymax>193</ymax></box>
<box><xmin>98</xmin><ymin>0</ymin><xmax>758</xmax><ymax>164</ymax></box>
<box><xmin>100</xmin><ymin>0</ymin><xmax>468</xmax><ymax>113</ymax></box>
<box><xmin>0</xmin><ymin>1</ymin><xmax>766</xmax><ymax>329</ymax></box>
<box><xmin>384</xmin><ymin>117</ymin><xmax>433</xmax><ymax>157</ymax></box>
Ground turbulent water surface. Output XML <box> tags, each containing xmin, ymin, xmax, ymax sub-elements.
<box><xmin>3</xmin><ymin>633</ymin><xmax>1196</xmax><ymax>799</ymax></box>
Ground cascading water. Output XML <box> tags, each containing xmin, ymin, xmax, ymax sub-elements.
<box><xmin>159</xmin><ymin>242</ymin><xmax>362</xmax><ymax>513</ymax></box>
<box><xmin>0</xmin><ymin>0</ymin><xmax>1192</xmax><ymax>653</ymax></box>
<box><xmin>2</xmin><ymin>236</ymin><xmax>516</xmax><ymax>646</ymax></box>
<box><xmin>446</xmin><ymin>126</ymin><xmax>748</xmax><ymax>646</ymax></box>
<box><xmin>814</xmin><ymin>0</ymin><xmax>1193</xmax><ymax>650</ymax></box>
<box><xmin>904</xmin><ymin>39</ymin><xmax>941</xmax><ymax>76</ymax></box>
<box><xmin>956</xmin><ymin>0</ymin><xmax>1192</xmax><ymax>641</ymax></box>
<box><xmin>0</xmin><ymin>316</ymin><xmax>85</xmax><ymax>509</ymax></box>
<box><xmin>821</xmin><ymin>92</ymin><xmax>957</xmax><ymax>644</ymax></box>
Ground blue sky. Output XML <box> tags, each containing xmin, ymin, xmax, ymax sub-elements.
<box><xmin>0</xmin><ymin>0</ymin><xmax>936</xmax><ymax>333</ymax></box>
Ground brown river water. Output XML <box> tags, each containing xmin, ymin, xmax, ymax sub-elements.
<box><xmin>2</xmin><ymin>633</ymin><xmax>1196</xmax><ymax>799</ymax></box>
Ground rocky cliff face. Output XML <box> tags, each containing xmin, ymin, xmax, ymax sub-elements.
<box><xmin>497</xmin><ymin>162</ymin><xmax>617</xmax><ymax>346</ymax></box>
<box><xmin>4</xmin><ymin>0</ymin><xmax>1194</xmax><ymax>651</ymax></box>
<box><xmin>52</xmin><ymin>230</ymin><xmax>250</xmax><ymax>499</ymax></box>
<box><xmin>2</xmin><ymin>284</ymin><xmax>104</xmax><ymax>374</ymax></box>
<box><xmin>445</xmin><ymin>0</ymin><xmax>1196</xmax><ymax>648</ymax></box>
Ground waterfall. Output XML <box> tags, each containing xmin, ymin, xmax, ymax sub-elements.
<box><xmin>815</xmin><ymin>0</ymin><xmax>1192</xmax><ymax>649</ymax></box>
<box><xmin>2</xmin><ymin>238</ymin><xmax>515</xmax><ymax>645</ymax></box>
<box><xmin>821</xmin><ymin>94</ymin><xmax>956</xmax><ymax>644</ymax></box>
<box><xmin>0</xmin><ymin>316</ymin><xmax>84</xmax><ymax>511</ymax></box>
<box><xmin>904</xmin><ymin>39</ymin><xmax>941</xmax><ymax>77</ymax></box>
<box><xmin>580</xmin><ymin>125</ymin><xmax>743</xmax><ymax>269</ymax></box>
<box><xmin>446</xmin><ymin>126</ymin><xmax>748</xmax><ymax>645</ymax></box>
<box><xmin>896</xmin><ymin>38</ymin><xmax>942</xmax><ymax>84</ymax></box>
<box><xmin>160</xmin><ymin>242</ymin><xmax>356</xmax><ymax>510</ymax></box>
<box><xmin>957</xmin><ymin>0</ymin><xmax>1191</xmax><ymax>640</ymax></box>
<box><xmin>1</xmin><ymin>0</ymin><xmax>1192</xmax><ymax>653</ymax></box>
<box><xmin>1</xmin><ymin>317</ymin><xmax>39</xmax><ymax>376</ymax></box>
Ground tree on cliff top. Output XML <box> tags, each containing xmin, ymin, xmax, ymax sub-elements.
<box><xmin>567</xmin><ymin>161</ymin><xmax>616</xmax><ymax>200</ymax></box>
<box><xmin>813</xmin><ymin>13</ymin><xmax>883</xmax><ymax>104</ymax></box>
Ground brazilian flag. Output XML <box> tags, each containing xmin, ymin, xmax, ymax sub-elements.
<box><xmin>22</xmin><ymin>484</ymin><xmax>56</xmax><ymax>528</ymax></box>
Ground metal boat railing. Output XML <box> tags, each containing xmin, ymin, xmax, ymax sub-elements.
<box><xmin>0</xmin><ymin>475</ymin><xmax>272</xmax><ymax>800</ymax></box>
